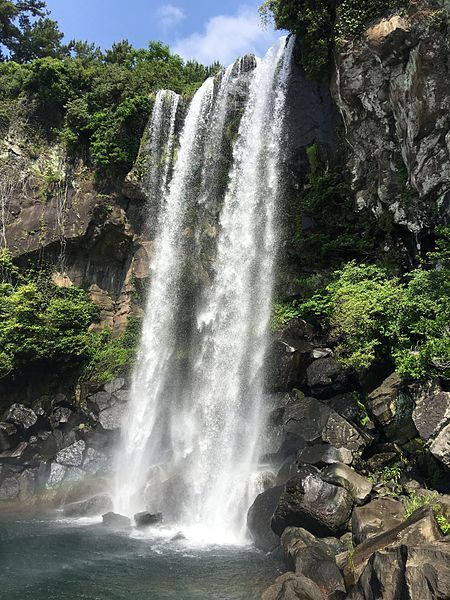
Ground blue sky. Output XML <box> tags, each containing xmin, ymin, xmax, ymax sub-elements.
<box><xmin>44</xmin><ymin>0</ymin><xmax>280</xmax><ymax>65</ymax></box>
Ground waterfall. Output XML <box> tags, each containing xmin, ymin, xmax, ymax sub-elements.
<box><xmin>114</xmin><ymin>37</ymin><xmax>294</xmax><ymax>543</ymax></box>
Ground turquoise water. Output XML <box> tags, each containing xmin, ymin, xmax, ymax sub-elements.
<box><xmin>0</xmin><ymin>517</ymin><xmax>278</xmax><ymax>600</ymax></box>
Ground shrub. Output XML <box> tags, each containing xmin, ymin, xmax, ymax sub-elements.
<box><xmin>404</xmin><ymin>491</ymin><xmax>450</xmax><ymax>535</ymax></box>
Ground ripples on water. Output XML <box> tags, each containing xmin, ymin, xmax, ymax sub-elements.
<box><xmin>0</xmin><ymin>517</ymin><xmax>278</xmax><ymax>600</ymax></box>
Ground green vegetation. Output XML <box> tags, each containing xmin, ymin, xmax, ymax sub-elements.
<box><xmin>0</xmin><ymin>250</ymin><xmax>141</xmax><ymax>383</ymax></box>
<box><xmin>0</xmin><ymin>3</ymin><xmax>219</xmax><ymax>175</ymax></box>
<box><xmin>404</xmin><ymin>491</ymin><xmax>450</xmax><ymax>535</ymax></box>
<box><xmin>274</xmin><ymin>227</ymin><xmax>450</xmax><ymax>381</ymax></box>
<box><xmin>260</xmin><ymin>0</ymin><xmax>406</xmax><ymax>79</ymax></box>
<box><xmin>82</xmin><ymin>316</ymin><xmax>142</xmax><ymax>384</ymax></box>
<box><xmin>0</xmin><ymin>249</ymin><xmax>98</xmax><ymax>378</ymax></box>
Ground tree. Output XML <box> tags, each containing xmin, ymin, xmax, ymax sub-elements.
<box><xmin>0</xmin><ymin>0</ymin><xmax>47</xmax><ymax>60</ymax></box>
<box><xmin>9</xmin><ymin>16</ymin><xmax>64</xmax><ymax>62</ymax></box>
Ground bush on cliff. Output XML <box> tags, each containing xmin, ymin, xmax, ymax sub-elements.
<box><xmin>295</xmin><ymin>252</ymin><xmax>450</xmax><ymax>379</ymax></box>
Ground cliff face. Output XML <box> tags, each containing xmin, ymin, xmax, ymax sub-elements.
<box><xmin>333</xmin><ymin>1</ymin><xmax>449</xmax><ymax>247</ymax></box>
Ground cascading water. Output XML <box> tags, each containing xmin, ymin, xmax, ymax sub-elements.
<box><xmin>114</xmin><ymin>37</ymin><xmax>294</xmax><ymax>543</ymax></box>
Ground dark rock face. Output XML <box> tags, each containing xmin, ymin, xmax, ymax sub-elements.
<box><xmin>134</xmin><ymin>511</ymin><xmax>163</xmax><ymax>528</ymax></box>
<box><xmin>271</xmin><ymin>467</ymin><xmax>353</xmax><ymax>538</ymax></box>
<box><xmin>102</xmin><ymin>512</ymin><xmax>131</xmax><ymax>529</ymax></box>
<box><xmin>0</xmin><ymin>422</ymin><xmax>17</xmax><ymax>451</ymax></box>
<box><xmin>247</xmin><ymin>486</ymin><xmax>284</xmax><ymax>552</ymax></box>
<box><xmin>351</xmin><ymin>497</ymin><xmax>404</xmax><ymax>545</ymax></box>
<box><xmin>321</xmin><ymin>463</ymin><xmax>372</xmax><ymax>506</ymax></box>
<box><xmin>63</xmin><ymin>494</ymin><xmax>113</xmax><ymax>517</ymax></box>
<box><xmin>282</xmin><ymin>527</ymin><xmax>346</xmax><ymax>600</ymax></box>
<box><xmin>55</xmin><ymin>440</ymin><xmax>85</xmax><ymax>467</ymax></box>
<box><xmin>306</xmin><ymin>358</ymin><xmax>356</xmax><ymax>400</ymax></box>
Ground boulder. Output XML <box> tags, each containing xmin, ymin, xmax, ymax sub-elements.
<box><xmin>429</xmin><ymin>423</ymin><xmax>450</xmax><ymax>469</ymax></box>
<box><xmin>247</xmin><ymin>485</ymin><xmax>284</xmax><ymax>552</ymax></box>
<box><xmin>102</xmin><ymin>512</ymin><xmax>131</xmax><ymax>529</ymax></box>
<box><xmin>413</xmin><ymin>391</ymin><xmax>450</xmax><ymax>441</ymax></box>
<box><xmin>56</xmin><ymin>440</ymin><xmax>85</xmax><ymax>467</ymax></box>
<box><xmin>49</xmin><ymin>406</ymin><xmax>72</xmax><ymax>429</ymax></box>
<box><xmin>98</xmin><ymin>403</ymin><xmax>126</xmax><ymax>430</ymax></box>
<box><xmin>82</xmin><ymin>447</ymin><xmax>108</xmax><ymax>475</ymax></box>
<box><xmin>134</xmin><ymin>511</ymin><xmax>163</xmax><ymax>528</ymax></box>
<box><xmin>367</xmin><ymin>373</ymin><xmax>416</xmax><ymax>443</ymax></box>
<box><xmin>0</xmin><ymin>422</ymin><xmax>17</xmax><ymax>451</ymax></box>
<box><xmin>326</xmin><ymin>393</ymin><xmax>360</xmax><ymax>422</ymax></box>
<box><xmin>284</xmin><ymin>397</ymin><xmax>367</xmax><ymax>453</ymax></box>
<box><xmin>4</xmin><ymin>404</ymin><xmax>37</xmax><ymax>429</ymax></box>
<box><xmin>88</xmin><ymin>391</ymin><xmax>112</xmax><ymax>413</ymax></box>
<box><xmin>46</xmin><ymin>462</ymin><xmax>67</xmax><ymax>489</ymax></box>
<box><xmin>306</xmin><ymin>357</ymin><xmax>356</xmax><ymax>399</ymax></box>
<box><xmin>347</xmin><ymin>541</ymin><xmax>450</xmax><ymax>600</ymax></box>
<box><xmin>171</xmin><ymin>531</ymin><xmax>186</xmax><ymax>541</ymax></box>
<box><xmin>282</xmin><ymin>527</ymin><xmax>346</xmax><ymax>600</ymax></box>
<box><xmin>0</xmin><ymin>475</ymin><xmax>19</xmax><ymax>500</ymax></box>
<box><xmin>262</xmin><ymin>572</ymin><xmax>327</xmax><ymax>600</ymax></box>
<box><xmin>351</xmin><ymin>497</ymin><xmax>404</xmax><ymax>545</ymax></box>
<box><xmin>321</xmin><ymin>463</ymin><xmax>372</xmax><ymax>505</ymax></box>
<box><xmin>340</xmin><ymin>507</ymin><xmax>443</xmax><ymax>587</ymax></box>
<box><xmin>0</xmin><ymin>441</ymin><xmax>28</xmax><ymax>460</ymax></box>
<box><xmin>18</xmin><ymin>468</ymin><xmax>37</xmax><ymax>501</ymax></box>
<box><xmin>297</xmin><ymin>444</ymin><xmax>353</xmax><ymax>467</ymax></box>
<box><xmin>271</xmin><ymin>466</ymin><xmax>353</xmax><ymax>538</ymax></box>
<box><xmin>63</xmin><ymin>494</ymin><xmax>113</xmax><ymax>517</ymax></box>
<box><xmin>104</xmin><ymin>377</ymin><xmax>126</xmax><ymax>394</ymax></box>
<box><xmin>266</xmin><ymin>319</ymin><xmax>318</xmax><ymax>392</ymax></box>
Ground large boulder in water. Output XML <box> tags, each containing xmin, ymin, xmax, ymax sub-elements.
<box><xmin>247</xmin><ymin>485</ymin><xmax>284</xmax><ymax>552</ymax></box>
<box><xmin>134</xmin><ymin>511</ymin><xmax>163</xmax><ymax>528</ymax></box>
<box><xmin>102</xmin><ymin>512</ymin><xmax>131</xmax><ymax>529</ymax></box>
<box><xmin>271</xmin><ymin>466</ymin><xmax>353</xmax><ymax>538</ymax></box>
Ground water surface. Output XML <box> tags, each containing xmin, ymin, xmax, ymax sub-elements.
<box><xmin>0</xmin><ymin>517</ymin><xmax>278</xmax><ymax>600</ymax></box>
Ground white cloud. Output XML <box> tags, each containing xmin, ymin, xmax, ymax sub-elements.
<box><xmin>173</xmin><ymin>5</ymin><xmax>279</xmax><ymax>66</ymax></box>
<box><xmin>158</xmin><ymin>4</ymin><xmax>186</xmax><ymax>30</ymax></box>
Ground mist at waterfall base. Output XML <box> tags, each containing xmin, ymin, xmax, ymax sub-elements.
<box><xmin>113</xmin><ymin>36</ymin><xmax>294</xmax><ymax>545</ymax></box>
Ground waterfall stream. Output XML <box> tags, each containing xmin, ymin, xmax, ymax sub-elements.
<box><xmin>114</xmin><ymin>37</ymin><xmax>294</xmax><ymax>544</ymax></box>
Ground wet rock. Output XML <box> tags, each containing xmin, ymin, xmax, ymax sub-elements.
<box><xmin>321</xmin><ymin>463</ymin><xmax>372</xmax><ymax>505</ymax></box>
<box><xmin>312</xmin><ymin>348</ymin><xmax>333</xmax><ymax>360</ymax></box>
<box><xmin>271</xmin><ymin>466</ymin><xmax>353</xmax><ymax>538</ymax></box>
<box><xmin>326</xmin><ymin>393</ymin><xmax>360</xmax><ymax>422</ymax></box>
<box><xmin>282</xmin><ymin>527</ymin><xmax>346</xmax><ymax>600</ymax></box>
<box><xmin>171</xmin><ymin>531</ymin><xmax>186</xmax><ymax>541</ymax></box>
<box><xmin>53</xmin><ymin>428</ymin><xmax>77</xmax><ymax>452</ymax></box>
<box><xmin>134</xmin><ymin>511</ymin><xmax>163</xmax><ymax>528</ymax></box>
<box><xmin>88</xmin><ymin>391</ymin><xmax>112</xmax><ymax>413</ymax></box>
<box><xmin>0</xmin><ymin>441</ymin><xmax>28</xmax><ymax>460</ymax></box>
<box><xmin>63</xmin><ymin>494</ymin><xmax>113</xmax><ymax>517</ymax></box>
<box><xmin>4</xmin><ymin>404</ymin><xmax>37</xmax><ymax>429</ymax></box>
<box><xmin>49</xmin><ymin>406</ymin><xmax>72</xmax><ymax>429</ymax></box>
<box><xmin>82</xmin><ymin>447</ymin><xmax>108</xmax><ymax>475</ymax></box>
<box><xmin>413</xmin><ymin>391</ymin><xmax>450</xmax><ymax>440</ymax></box>
<box><xmin>104</xmin><ymin>377</ymin><xmax>126</xmax><ymax>394</ymax></box>
<box><xmin>0</xmin><ymin>475</ymin><xmax>19</xmax><ymax>500</ymax></box>
<box><xmin>56</xmin><ymin>440</ymin><xmax>85</xmax><ymax>467</ymax></box>
<box><xmin>367</xmin><ymin>373</ymin><xmax>416</xmax><ymax>443</ymax></box>
<box><xmin>297</xmin><ymin>443</ymin><xmax>353</xmax><ymax>467</ymax></box>
<box><xmin>98</xmin><ymin>404</ymin><xmax>126</xmax><ymax>431</ymax></box>
<box><xmin>102</xmin><ymin>511</ymin><xmax>131</xmax><ymax>529</ymax></box>
<box><xmin>306</xmin><ymin>357</ymin><xmax>356</xmax><ymax>399</ymax></box>
<box><xmin>0</xmin><ymin>422</ymin><xmax>17</xmax><ymax>451</ymax></box>
<box><xmin>266</xmin><ymin>319</ymin><xmax>318</xmax><ymax>392</ymax></box>
<box><xmin>262</xmin><ymin>572</ymin><xmax>326</xmax><ymax>600</ymax></box>
<box><xmin>18</xmin><ymin>469</ymin><xmax>37</xmax><ymax>501</ymax></box>
<box><xmin>46</xmin><ymin>462</ymin><xmax>67</xmax><ymax>489</ymax></box>
<box><xmin>351</xmin><ymin>497</ymin><xmax>404</xmax><ymax>545</ymax></box>
<box><xmin>247</xmin><ymin>485</ymin><xmax>284</xmax><ymax>552</ymax></box>
<box><xmin>284</xmin><ymin>397</ymin><xmax>367</xmax><ymax>453</ymax></box>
